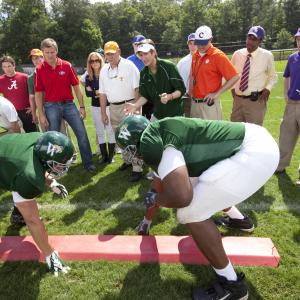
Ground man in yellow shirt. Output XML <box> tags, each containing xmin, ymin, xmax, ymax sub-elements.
<box><xmin>231</xmin><ymin>26</ymin><xmax>278</xmax><ymax>126</ymax></box>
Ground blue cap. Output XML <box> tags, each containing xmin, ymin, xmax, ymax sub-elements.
<box><xmin>187</xmin><ymin>33</ymin><xmax>195</xmax><ymax>42</ymax></box>
<box><xmin>295</xmin><ymin>28</ymin><xmax>300</xmax><ymax>37</ymax></box>
<box><xmin>131</xmin><ymin>35</ymin><xmax>146</xmax><ymax>43</ymax></box>
<box><xmin>248</xmin><ymin>26</ymin><xmax>265</xmax><ymax>40</ymax></box>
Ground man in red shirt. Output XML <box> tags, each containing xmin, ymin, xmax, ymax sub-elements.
<box><xmin>0</xmin><ymin>56</ymin><xmax>37</xmax><ymax>132</ymax></box>
<box><xmin>34</xmin><ymin>38</ymin><xmax>95</xmax><ymax>172</ymax></box>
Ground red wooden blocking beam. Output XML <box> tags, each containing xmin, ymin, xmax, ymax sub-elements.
<box><xmin>0</xmin><ymin>235</ymin><xmax>280</xmax><ymax>267</ymax></box>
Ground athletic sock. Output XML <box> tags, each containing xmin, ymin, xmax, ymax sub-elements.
<box><xmin>224</xmin><ymin>206</ymin><xmax>244</xmax><ymax>220</ymax></box>
<box><xmin>143</xmin><ymin>217</ymin><xmax>152</xmax><ymax>225</ymax></box>
<box><xmin>213</xmin><ymin>262</ymin><xmax>238</xmax><ymax>281</ymax></box>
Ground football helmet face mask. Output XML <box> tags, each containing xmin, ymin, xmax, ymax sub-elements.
<box><xmin>34</xmin><ymin>131</ymin><xmax>74</xmax><ymax>177</ymax></box>
<box><xmin>115</xmin><ymin>115</ymin><xmax>150</xmax><ymax>164</ymax></box>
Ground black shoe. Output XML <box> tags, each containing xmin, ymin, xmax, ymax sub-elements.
<box><xmin>215</xmin><ymin>216</ymin><xmax>254</xmax><ymax>232</ymax></box>
<box><xmin>10</xmin><ymin>206</ymin><xmax>26</xmax><ymax>227</ymax></box>
<box><xmin>108</xmin><ymin>143</ymin><xmax>115</xmax><ymax>163</ymax></box>
<box><xmin>99</xmin><ymin>157</ymin><xmax>109</xmax><ymax>164</ymax></box>
<box><xmin>128</xmin><ymin>171</ymin><xmax>143</xmax><ymax>182</ymax></box>
<box><xmin>119</xmin><ymin>162</ymin><xmax>131</xmax><ymax>171</ymax></box>
<box><xmin>136</xmin><ymin>220</ymin><xmax>151</xmax><ymax>235</ymax></box>
<box><xmin>85</xmin><ymin>164</ymin><xmax>97</xmax><ymax>173</ymax></box>
<box><xmin>192</xmin><ymin>272</ymin><xmax>248</xmax><ymax>300</ymax></box>
<box><xmin>99</xmin><ymin>144</ymin><xmax>109</xmax><ymax>164</ymax></box>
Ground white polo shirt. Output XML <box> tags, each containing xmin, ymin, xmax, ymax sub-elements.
<box><xmin>99</xmin><ymin>58</ymin><xmax>140</xmax><ymax>103</ymax></box>
<box><xmin>0</xmin><ymin>96</ymin><xmax>21</xmax><ymax>129</ymax></box>
<box><xmin>177</xmin><ymin>53</ymin><xmax>192</xmax><ymax>90</ymax></box>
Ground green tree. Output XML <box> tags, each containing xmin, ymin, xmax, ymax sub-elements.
<box><xmin>72</xmin><ymin>18</ymin><xmax>103</xmax><ymax>63</ymax></box>
<box><xmin>49</xmin><ymin>0</ymin><xmax>97</xmax><ymax>63</ymax></box>
<box><xmin>283</xmin><ymin>0</ymin><xmax>300</xmax><ymax>34</ymax></box>
<box><xmin>0</xmin><ymin>0</ymin><xmax>51</xmax><ymax>63</ymax></box>
<box><xmin>273</xmin><ymin>28</ymin><xmax>295</xmax><ymax>49</ymax></box>
<box><xmin>161</xmin><ymin>20</ymin><xmax>181</xmax><ymax>55</ymax></box>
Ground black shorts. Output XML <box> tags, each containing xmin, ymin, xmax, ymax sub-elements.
<box><xmin>17</xmin><ymin>110</ymin><xmax>38</xmax><ymax>132</ymax></box>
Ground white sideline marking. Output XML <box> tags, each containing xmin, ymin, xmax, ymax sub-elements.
<box><xmin>0</xmin><ymin>201</ymin><xmax>300</xmax><ymax>213</ymax></box>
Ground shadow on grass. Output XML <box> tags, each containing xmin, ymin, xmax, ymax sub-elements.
<box><xmin>57</xmin><ymin>159</ymin><xmax>104</xmax><ymax>193</ymax></box>
<box><xmin>0</xmin><ymin>261</ymin><xmax>46</xmax><ymax>300</ymax></box>
<box><xmin>62</xmin><ymin>164</ymin><xmax>140</xmax><ymax>226</ymax></box>
<box><xmin>103</xmin><ymin>262</ymin><xmax>199</xmax><ymax>300</ymax></box>
<box><xmin>0</xmin><ymin>226</ymin><xmax>47</xmax><ymax>300</ymax></box>
<box><xmin>277</xmin><ymin>172</ymin><xmax>300</xmax><ymax>216</ymax></box>
<box><xmin>276</xmin><ymin>172</ymin><xmax>300</xmax><ymax>243</ymax></box>
<box><xmin>240</xmin><ymin>186</ymin><xmax>275</xmax><ymax>218</ymax></box>
<box><xmin>102</xmin><ymin>262</ymin><xmax>263</xmax><ymax>300</ymax></box>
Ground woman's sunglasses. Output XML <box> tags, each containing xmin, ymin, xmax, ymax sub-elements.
<box><xmin>90</xmin><ymin>59</ymin><xmax>100</xmax><ymax>63</ymax></box>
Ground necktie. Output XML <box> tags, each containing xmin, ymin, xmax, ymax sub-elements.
<box><xmin>239</xmin><ymin>54</ymin><xmax>251</xmax><ymax>92</ymax></box>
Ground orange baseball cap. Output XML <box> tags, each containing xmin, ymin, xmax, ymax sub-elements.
<box><xmin>30</xmin><ymin>48</ymin><xmax>43</xmax><ymax>57</ymax></box>
<box><xmin>104</xmin><ymin>41</ymin><xmax>119</xmax><ymax>54</ymax></box>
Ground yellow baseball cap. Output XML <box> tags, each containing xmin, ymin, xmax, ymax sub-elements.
<box><xmin>104</xmin><ymin>41</ymin><xmax>119</xmax><ymax>54</ymax></box>
<box><xmin>30</xmin><ymin>48</ymin><xmax>43</xmax><ymax>57</ymax></box>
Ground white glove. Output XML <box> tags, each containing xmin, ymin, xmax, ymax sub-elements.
<box><xmin>50</xmin><ymin>180</ymin><xmax>68</xmax><ymax>198</ymax></box>
<box><xmin>46</xmin><ymin>250</ymin><xmax>71</xmax><ymax>277</ymax></box>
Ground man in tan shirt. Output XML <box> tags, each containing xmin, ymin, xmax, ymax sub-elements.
<box><xmin>231</xmin><ymin>26</ymin><xmax>278</xmax><ymax>126</ymax></box>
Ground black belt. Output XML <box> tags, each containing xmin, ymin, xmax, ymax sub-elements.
<box><xmin>236</xmin><ymin>91</ymin><xmax>263</xmax><ymax>99</ymax></box>
<box><xmin>111</xmin><ymin>99</ymin><xmax>134</xmax><ymax>105</ymax></box>
<box><xmin>192</xmin><ymin>98</ymin><xmax>205</xmax><ymax>103</ymax></box>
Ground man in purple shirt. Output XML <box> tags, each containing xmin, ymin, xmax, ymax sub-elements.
<box><xmin>276</xmin><ymin>28</ymin><xmax>300</xmax><ymax>184</ymax></box>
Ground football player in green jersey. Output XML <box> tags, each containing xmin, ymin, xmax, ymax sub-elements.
<box><xmin>0</xmin><ymin>131</ymin><xmax>74</xmax><ymax>276</ymax></box>
<box><xmin>116</xmin><ymin>115</ymin><xmax>279</xmax><ymax>300</ymax></box>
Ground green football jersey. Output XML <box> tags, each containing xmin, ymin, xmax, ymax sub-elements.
<box><xmin>0</xmin><ymin>132</ymin><xmax>46</xmax><ymax>198</ymax></box>
<box><xmin>140</xmin><ymin>117</ymin><xmax>245</xmax><ymax>177</ymax></box>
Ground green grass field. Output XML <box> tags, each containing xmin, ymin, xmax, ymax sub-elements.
<box><xmin>0</xmin><ymin>61</ymin><xmax>299</xmax><ymax>300</ymax></box>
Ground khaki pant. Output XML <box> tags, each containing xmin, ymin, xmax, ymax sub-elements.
<box><xmin>109</xmin><ymin>101</ymin><xmax>142</xmax><ymax>172</ymax></box>
<box><xmin>190</xmin><ymin>98</ymin><xmax>223</xmax><ymax>120</ymax></box>
<box><xmin>231</xmin><ymin>95</ymin><xmax>267</xmax><ymax>126</ymax></box>
<box><xmin>277</xmin><ymin>100</ymin><xmax>300</xmax><ymax>171</ymax></box>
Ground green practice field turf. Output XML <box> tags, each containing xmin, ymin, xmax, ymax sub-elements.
<box><xmin>0</xmin><ymin>61</ymin><xmax>299</xmax><ymax>299</ymax></box>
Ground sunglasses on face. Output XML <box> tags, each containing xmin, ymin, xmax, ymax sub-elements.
<box><xmin>90</xmin><ymin>59</ymin><xmax>100</xmax><ymax>63</ymax></box>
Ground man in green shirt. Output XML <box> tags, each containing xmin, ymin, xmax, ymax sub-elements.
<box><xmin>116</xmin><ymin>115</ymin><xmax>279</xmax><ymax>300</ymax></box>
<box><xmin>124</xmin><ymin>41</ymin><xmax>186</xmax><ymax>121</ymax></box>
<box><xmin>0</xmin><ymin>131</ymin><xmax>74</xmax><ymax>275</ymax></box>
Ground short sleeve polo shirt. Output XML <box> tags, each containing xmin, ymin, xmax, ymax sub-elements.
<box><xmin>191</xmin><ymin>46</ymin><xmax>238</xmax><ymax>98</ymax></box>
<box><xmin>34</xmin><ymin>58</ymin><xmax>79</xmax><ymax>102</ymax></box>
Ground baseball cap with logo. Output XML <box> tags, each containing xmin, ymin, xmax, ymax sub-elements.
<box><xmin>136</xmin><ymin>43</ymin><xmax>155</xmax><ymax>53</ymax></box>
<box><xmin>104</xmin><ymin>41</ymin><xmax>119</xmax><ymax>54</ymax></box>
<box><xmin>294</xmin><ymin>28</ymin><xmax>300</xmax><ymax>37</ymax></box>
<box><xmin>194</xmin><ymin>26</ymin><xmax>213</xmax><ymax>45</ymax></box>
<box><xmin>95</xmin><ymin>47</ymin><xmax>105</xmax><ymax>56</ymax></box>
<box><xmin>132</xmin><ymin>35</ymin><xmax>146</xmax><ymax>44</ymax></box>
<box><xmin>248</xmin><ymin>26</ymin><xmax>265</xmax><ymax>40</ymax></box>
<box><xmin>30</xmin><ymin>48</ymin><xmax>43</xmax><ymax>57</ymax></box>
<box><xmin>187</xmin><ymin>33</ymin><xmax>195</xmax><ymax>42</ymax></box>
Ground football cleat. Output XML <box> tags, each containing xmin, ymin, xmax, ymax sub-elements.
<box><xmin>214</xmin><ymin>216</ymin><xmax>254</xmax><ymax>233</ymax></box>
<box><xmin>10</xmin><ymin>206</ymin><xmax>26</xmax><ymax>227</ymax></box>
<box><xmin>136</xmin><ymin>219</ymin><xmax>151</xmax><ymax>235</ymax></box>
<box><xmin>192</xmin><ymin>272</ymin><xmax>248</xmax><ymax>300</ymax></box>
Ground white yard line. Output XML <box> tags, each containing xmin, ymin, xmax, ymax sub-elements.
<box><xmin>1</xmin><ymin>201</ymin><xmax>300</xmax><ymax>213</ymax></box>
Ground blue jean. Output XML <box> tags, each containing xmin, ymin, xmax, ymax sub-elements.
<box><xmin>44</xmin><ymin>102</ymin><xmax>93</xmax><ymax>168</ymax></box>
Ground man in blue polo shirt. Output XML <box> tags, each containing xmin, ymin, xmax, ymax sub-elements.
<box><xmin>127</xmin><ymin>34</ymin><xmax>146</xmax><ymax>71</ymax></box>
<box><xmin>276</xmin><ymin>28</ymin><xmax>300</xmax><ymax>184</ymax></box>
